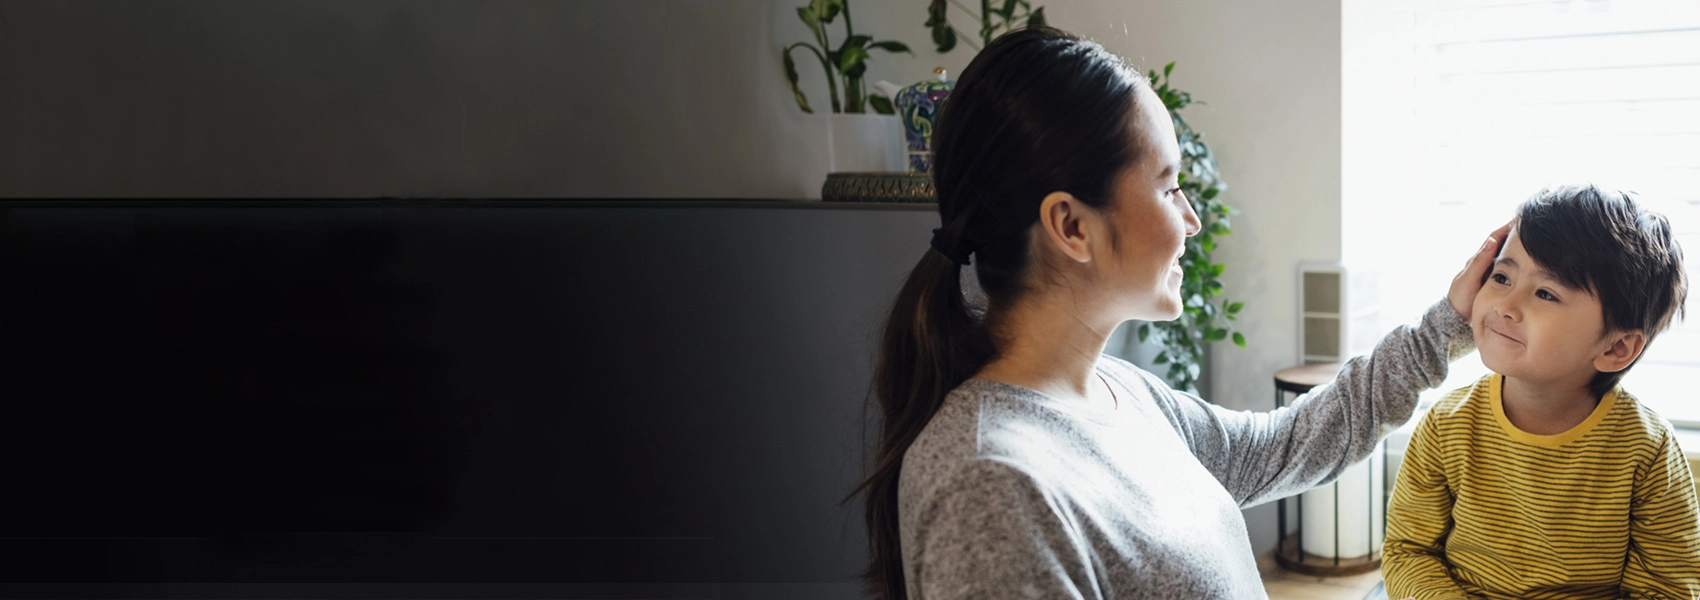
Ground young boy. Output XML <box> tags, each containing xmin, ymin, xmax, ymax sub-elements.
<box><xmin>1384</xmin><ymin>184</ymin><xmax>1699</xmax><ymax>599</ymax></box>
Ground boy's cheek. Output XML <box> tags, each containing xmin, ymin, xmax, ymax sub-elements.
<box><xmin>1471</xmin><ymin>289</ymin><xmax>1498</xmax><ymax>323</ymax></box>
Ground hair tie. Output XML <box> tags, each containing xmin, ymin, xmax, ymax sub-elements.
<box><xmin>930</xmin><ymin>227</ymin><xmax>972</xmax><ymax>266</ymax></box>
<box><xmin>929</xmin><ymin>202</ymin><xmax>979</xmax><ymax>266</ymax></box>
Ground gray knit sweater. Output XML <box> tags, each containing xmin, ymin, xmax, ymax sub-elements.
<box><xmin>897</xmin><ymin>300</ymin><xmax>1475</xmax><ymax>599</ymax></box>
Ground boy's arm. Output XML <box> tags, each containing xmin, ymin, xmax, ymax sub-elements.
<box><xmin>1383</xmin><ymin>410</ymin><xmax>1472</xmax><ymax>600</ymax></box>
<box><xmin>1621</xmin><ymin>429</ymin><xmax>1700</xmax><ymax>599</ymax></box>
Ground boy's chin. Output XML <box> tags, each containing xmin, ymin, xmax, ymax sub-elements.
<box><xmin>1476</xmin><ymin>346</ymin><xmax>1514</xmax><ymax>376</ymax></box>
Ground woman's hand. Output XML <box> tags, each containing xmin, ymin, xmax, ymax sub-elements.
<box><xmin>1447</xmin><ymin>221</ymin><xmax>1513</xmax><ymax>322</ymax></box>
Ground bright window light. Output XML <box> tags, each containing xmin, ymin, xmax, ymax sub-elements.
<box><xmin>1345</xmin><ymin>0</ymin><xmax>1699</xmax><ymax>426</ymax></box>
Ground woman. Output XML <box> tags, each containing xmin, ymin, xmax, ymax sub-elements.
<box><xmin>848</xmin><ymin>27</ymin><xmax>1509</xmax><ymax>598</ymax></box>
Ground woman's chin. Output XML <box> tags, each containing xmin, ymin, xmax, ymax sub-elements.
<box><xmin>1150</xmin><ymin>300</ymin><xmax>1184</xmax><ymax>322</ymax></box>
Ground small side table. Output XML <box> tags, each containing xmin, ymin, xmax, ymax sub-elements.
<box><xmin>1273</xmin><ymin>362</ymin><xmax>1384</xmax><ymax>577</ymax></box>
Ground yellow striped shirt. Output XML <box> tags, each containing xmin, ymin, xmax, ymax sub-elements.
<box><xmin>1384</xmin><ymin>374</ymin><xmax>1700</xmax><ymax>599</ymax></box>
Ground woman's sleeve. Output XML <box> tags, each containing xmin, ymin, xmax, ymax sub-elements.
<box><xmin>1144</xmin><ymin>298</ymin><xmax>1474</xmax><ymax>508</ymax></box>
<box><xmin>1620</xmin><ymin>429</ymin><xmax>1700</xmax><ymax>599</ymax></box>
<box><xmin>908</xmin><ymin>458</ymin><xmax>1099</xmax><ymax>600</ymax></box>
<box><xmin>1382</xmin><ymin>409</ymin><xmax>1471</xmax><ymax>600</ymax></box>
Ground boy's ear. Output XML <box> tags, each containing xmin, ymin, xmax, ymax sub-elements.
<box><xmin>1594</xmin><ymin>329</ymin><xmax>1647</xmax><ymax>373</ymax></box>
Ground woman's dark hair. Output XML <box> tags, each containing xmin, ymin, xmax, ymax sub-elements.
<box><xmin>844</xmin><ymin>26</ymin><xmax>1149</xmax><ymax>599</ymax></box>
<box><xmin>1514</xmin><ymin>184</ymin><xmax>1688</xmax><ymax>400</ymax></box>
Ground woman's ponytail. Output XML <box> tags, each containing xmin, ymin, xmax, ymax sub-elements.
<box><xmin>851</xmin><ymin>248</ymin><xmax>993</xmax><ymax>599</ymax></box>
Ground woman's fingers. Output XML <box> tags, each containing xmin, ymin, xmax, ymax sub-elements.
<box><xmin>1447</xmin><ymin>220</ymin><xmax>1514</xmax><ymax>320</ymax></box>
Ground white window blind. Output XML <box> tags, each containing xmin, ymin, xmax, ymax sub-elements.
<box><xmin>1344</xmin><ymin>0</ymin><xmax>1700</xmax><ymax>426</ymax></box>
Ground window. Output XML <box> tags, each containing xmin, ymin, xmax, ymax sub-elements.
<box><xmin>1344</xmin><ymin>0</ymin><xmax>1700</xmax><ymax>426</ymax></box>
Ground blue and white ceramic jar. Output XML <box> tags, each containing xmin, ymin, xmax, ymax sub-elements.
<box><xmin>894</xmin><ymin>68</ymin><xmax>955</xmax><ymax>174</ymax></box>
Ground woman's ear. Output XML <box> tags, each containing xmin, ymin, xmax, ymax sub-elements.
<box><xmin>1593</xmin><ymin>329</ymin><xmax>1647</xmax><ymax>373</ymax></box>
<box><xmin>1036</xmin><ymin>191</ymin><xmax>1096</xmax><ymax>264</ymax></box>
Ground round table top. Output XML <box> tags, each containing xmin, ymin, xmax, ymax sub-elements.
<box><xmin>1274</xmin><ymin>362</ymin><xmax>1344</xmax><ymax>393</ymax></box>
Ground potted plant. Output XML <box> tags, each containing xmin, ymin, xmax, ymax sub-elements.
<box><xmin>782</xmin><ymin>0</ymin><xmax>913</xmax><ymax>173</ymax></box>
<box><xmin>1136</xmin><ymin>63</ymin><xmax>1247</xmax><ymax>394</ymax></box>
<box><xmin>923</xmin><ymin>0</ymin><xmax>1047</xmax><ymax>53</ymax></box>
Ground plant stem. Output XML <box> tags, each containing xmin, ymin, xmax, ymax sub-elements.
<box><xmin>942</xmin><ymin>0</ymin><xmax>986</xmax><ymax>51</ymax></box>
<box><xmin>843</xmin><ymin>0</ymin><xmax>855</xmax><ymax>39</ymax></box>
<box><xmin>842</xmin><ymin>0</ymin><xmax>859</xmax><ymax>112</ymax></box>
<box><xmin>945</xmin><ymin>0</ymin><xmax>979</xmax><ymax>24</ymax></box>
<box><xmin>950</xmin><ymin>26</ymin><xmax>982</xmax><ymax>51</ymax></box>
<box><xmin>818</xmin><ymin>18</ymin><xmax>839</xmax><ymax>113</ymax></box>
<box><xmin>843</xmin><ymin>74</ymin><xmax>864</xmax><ymax>113</ymax></box>
<box><xmin>827</xmin><ymin>63</ymin><xmax>842</xmax><ymax>113</ymax></box>
<box><xmin>981</xmin><ymin>0</ymin><xmax>992</xmax><ymax>46</ymax></box>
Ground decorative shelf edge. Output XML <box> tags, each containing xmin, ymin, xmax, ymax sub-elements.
<box><xmin>821</xmin><ymin>172</ymin><xmax>937</xmax><ymax>204</ymax></box>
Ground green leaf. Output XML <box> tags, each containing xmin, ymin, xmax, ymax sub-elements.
<box><xmin>839</xmin><ymin>35</ymin><xmax>871</xmax><ymax>53</ymax></box>
<box><xmin>933</xmin><ymin>24</ymin><xmax>957</xmax><ymax>52</ymax></box>
<box><xmin>1202</xmin><ymin>187</ymin><xmax>1219</xmax><ymax>200</ymax></box>
<box><xmin>868</xmin><ymin>40</ymin><xmax>913</xmax><ymax>55</ymax></box>
<box><xmin>1138</xmin><ymin>323</ymin><xmax>1150</xmax><ymax>343</ymax></box>
<box><xmin>1227</xmin><ymin>301</ymin><xmax>1243</xmax><ymax>314</ymax></box>
<box><xmin>925</xmin><ymin>0</ymin><xmax>956</xmax><ymax>52</ymax></box>
<box><xmin>798</xmin><ymin>6</ymin><xmax>821</xmax><ymax>34</ymax></box>
<box><xmin>1232</xmin><ymin>332</ymin><xmax>1247</xmax><ymax>348</ymax></box>
<box><xmin>1001</xmin><ymin>0</ymin><xmax>1019</xmax><ymax>20</ymax></box>
<box><xmin>1208</xmin><ymin>222</ymin><xmax>1230</xmax><ymax>236</ymax></box>
<box><xmin>1164</xmin><ymin>61</ymin><xmax>1175</xmax><ymax>78</ymax></box>
<box><xmin>811</xmin><ymin>0</ymin><xmax>841</xmax><ymax>23</ymax></box>
<box><xmin>1205</xmin><ymin>328</ymin><xmax>1227</xmax><ymax>342</ymax></box>
<box><xmin>926</xmin><ymin>0</ymin><xmax>948</xmax><ymax>25</ymax></box>
<box><xmin>1211</xmin><ymin>263</ymin><xmax>1226</xmax><ymax>277</ymax></box>
<box><xmin>782</xmin><ymin>45</ymin><xmax>814</xmax><ymax>114</ymax></box>
<box><xmin>1027</xmin><ymin>6</ymin><xmax>1046</xmax><ymax>28</ymax></box>
<box><xmin>838</xmin><ymin>46</ymin><xmax>869</xmax><ymax>74</ymax></box>
<box><xmin>869</xmin><ymin>94</ymin><xmax>895</xmax><ymax>115</ymax></box>
<box><xmin>1154</xmin><ymin>352</ymin><xmax>1169</xmax><ymax>365</ymax></box>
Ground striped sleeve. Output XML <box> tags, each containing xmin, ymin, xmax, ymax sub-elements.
<box><xmin>1621</xmin><ymin>428</ymin><xmax>1700</xmax><ymax>599</ymax></box>
<box><xmin>1383</xmin><ymin>400</ymin><xmax>1471</xmax><ymax>600</ymax></box>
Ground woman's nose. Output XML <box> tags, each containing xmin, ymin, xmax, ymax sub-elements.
<box><xmin>1180</xmin><ymin>193</ymin><xmax>1201</xmax><ymax>237</ymax></box>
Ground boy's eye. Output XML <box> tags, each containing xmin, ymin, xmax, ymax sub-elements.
<box><xmin>1536</xmin><ymin>289</ymin><xmax>1558</xmax><ymax>302</ymax></box>
<box><xmin>1165</xmin><ymin>187</ymin><xmax>1182</xmax><ymax>196</ymax></box>
<box><xmin>1490</xmin><ymin>273</ymin><xmax>1510</xmax><ymax>285</ymax></box>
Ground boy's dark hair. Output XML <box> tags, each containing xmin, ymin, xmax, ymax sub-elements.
<box><xmin>1516</xmin><ymin>184</ymin><xmax>1688</xmax><ymax>399</ymax></box>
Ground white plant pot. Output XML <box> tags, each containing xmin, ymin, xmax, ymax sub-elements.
<box><xmin>827</xmin><ymin>114</ymin><xmax>904</xmax><ymax>173</ymax></box>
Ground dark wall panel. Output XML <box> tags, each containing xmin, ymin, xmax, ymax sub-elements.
<box><xmin>0</xmin><ymin>202</ymin><xmax>934</xmax><ymax>599</ymax></box>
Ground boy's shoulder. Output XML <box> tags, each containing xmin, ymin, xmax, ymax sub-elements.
<box><xmin>1422</xmin><ymin>374</ymin><xmax>1496</xmax><ymax>427</ymax></box>
<box><xmin>1604</xmin><ymin>387</ymin><xmax>1680</xmax><ymax>447</ymax></box>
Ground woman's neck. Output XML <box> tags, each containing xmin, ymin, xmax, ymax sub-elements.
<box><xmin>1500</xmin><ymin>373</ymin><xmax>1601</xmax><ymax>436</ymax></box>
<box><xmin>973</xmin><ymin>294</ymin><xmax>1119</xmax><ymax>407</ymax></box>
